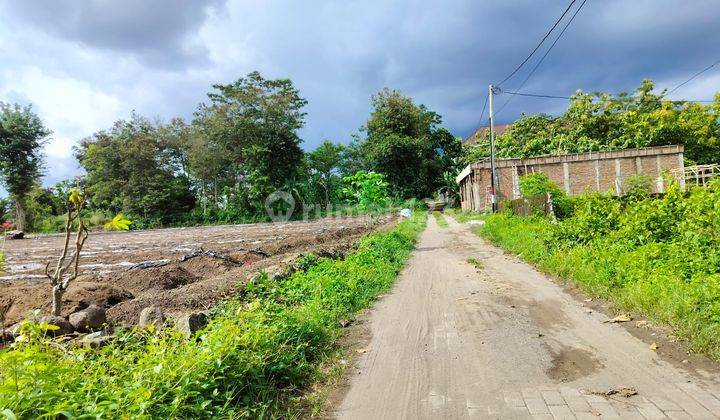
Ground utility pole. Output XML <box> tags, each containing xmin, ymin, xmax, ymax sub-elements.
<box><xmin>488</xmin><ymin>84</ymin><xmax>498</xmax><ymax>212</ymax></box>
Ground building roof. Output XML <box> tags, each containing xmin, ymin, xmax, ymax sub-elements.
<box><xmin>463</xmin><ymin>124</ymin><xmax>511</xmax><ymax>145</ymax></box>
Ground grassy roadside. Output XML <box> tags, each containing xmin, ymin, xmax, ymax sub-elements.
<box><xmin>0</xmin><ymin>213</ymin><xmax>426</xmax><ymax>418</ymax></box>
<box><xmin>469</xmin><ymin>197</ymin><xmax>720</xmax><ymax>361</ymax></box>
<box><xmin>431</xmin><ymin>211</ymin><xmax>448</xmax><ymax>227</ymax></box>
<box><xmin>444</xmin><ymin>208</ymin><xmax>484</xmax><ymax>223</ymax></box>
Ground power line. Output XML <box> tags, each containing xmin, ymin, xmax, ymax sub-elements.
<box><xmin>495</xmin><ymin>0</ymin><xmax>589</xmax><ymax>118</ymax></box>
<box><xmin>466</xmin><ymin>91</ymin><xmax>489</xmax><ymax>141</ymax></box>
<box><xmin>503</xmin><ymin>91</ymin><xmax>570</xmax><ymax>99</ymax></box>
<box><xmin>503</xmin><ymin>90</ymin><xmax>715</xmax><ymax>103</ymax></box>
<box><xmin>668</xmin><ymin>58</ymin><xmax>720</xmax><ymax>94</ymax></box>
<box><xmin>477</xmin><ymin>92</ymin><xmax>489</xmax><ymax>126</ymax></box>
<box><xmin>496</xmin><ymin>0</ymin><xmax>577</xmax><ymax>87</ymax></box>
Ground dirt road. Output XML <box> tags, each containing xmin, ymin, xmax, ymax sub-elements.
<box><xmin>336</xmin><ymin>214</ymin><xmax>720</xmax><ymax>419</ymax></box>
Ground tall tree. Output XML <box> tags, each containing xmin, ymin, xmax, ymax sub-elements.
<box><xmin>0</xmin><ymin>103</ymin><xmax>50</xmax><ymax>230</ymax></box>
<box><xmin>75</xmin><ymin>114</ymin><xmax>195</xmax><ymax>225</ymax></box>
<box><xmin>359</xmin><ymin>88</ymin><xmax>462</xmax><ymax>198</ymax></box>
<box><xmin>307</xmin><ymin>140</ymin><xmax>344</xmax><ymax>206</ymax></box>
<box><xmin>191</xmin><ymin>71</ymin><xmax>307</xmax><ymax>215</ymax></box>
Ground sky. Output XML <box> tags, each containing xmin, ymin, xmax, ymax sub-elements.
<box><xmin>0</xmin><ymin>0</ymin><xmax>718</xmax><ymax>188</ymax></box>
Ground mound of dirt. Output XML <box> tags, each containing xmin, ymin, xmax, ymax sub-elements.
<box><xmin>0</xmin><ymin>281</ymin><xmax>133</xmax><ymax>322</ymax></box>
<box><xmin>0</xmin><ymin>215</ymin><xmax>397</xmax><ymax>325</ymax></box>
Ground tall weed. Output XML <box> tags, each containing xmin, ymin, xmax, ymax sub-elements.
<box><xmin>0</xmin><ymin>214</ymin><xmax>426</xmax><ymax>418</ymax></box>
<box><xmin>477</xmin><ymin>180</ymin><xmax>720</xmax><ymax>360</ymax></box>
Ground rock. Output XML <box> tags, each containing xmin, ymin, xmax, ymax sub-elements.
<box><xmin>8</xmin><ymin>322</ymin><xmax>23</xmax><ymax>336</ymax></box>
<box><xmin>4</xmin><ymin>230</ymin><xmax>24</xmax><ymax>240</ymax></box>
<box><xmin>138</xmin><ymin>306</ymin><xmax>166</xmax><ymax>329</ymax></box>
<box><xmin>69</xmin><ymin>305</ymin><xmax>107</xmax><ymax>332</ymax></box>
<box><xmin>80</xmin><ymin>331</ymin><xmax>114</xmax><ymax>348</ymax></box>
<box><xmin>0</xmin><ymin>328</ymin><xmax>13</xmax><ymax>344</ymax></box>
<box><xmin>175</xmin><ymin>312</ymin><xmax>208</xmax><ymax>338</ymax></box>
<box><xmin>40</xmin><ymin>315</ymin><xmax>74</xmax><ymax>336</ymax></box>
<box><xmin>399</xmin><ymin>208</ymin><xmax>412</xmax><ymax>218</ymax></box>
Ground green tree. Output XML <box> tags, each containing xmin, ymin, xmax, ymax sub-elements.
<box><xmin>307</xmin><ymin>140</ymin><xmax>344</xmax><ymax>206</ymax></box>
<box><xmin>0</xmin><ymin>103</ymin><xmax>51</xmax><ymax>230</ymax></box>
<box><xmin>359</xmin><ymin>88</ymin><xmax>462</xmax><ymax>198</ymax></box>
<box><xmin>191</xmin><ymin>71</ymin><xmax>307</xmax><ymax>216</ymax></box>
<box><xmin>75</xmin><ymin>114</ymin><xmax>195</xmax><ymax>225</ymax></box>
<box><xmin>464</xmin><ymin>80</ymin><xmax>720</xmax><ymax>165</ymax></box>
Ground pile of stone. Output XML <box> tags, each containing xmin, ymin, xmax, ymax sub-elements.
<box><xmin>3</xmin><ymin>305</ymin><xmax>208</xmax><ymax>349</ymax></box>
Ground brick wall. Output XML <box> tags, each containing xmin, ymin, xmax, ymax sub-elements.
<box><xmin>458</xmin><ymin>145</ymin><xmax>684</xmax><ymax>212</ymax></box>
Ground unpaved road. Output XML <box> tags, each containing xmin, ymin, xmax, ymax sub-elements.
<box><xmin>336</xmin><ymin>214</ymin><xmax>720</xmax><ymax>419</ymax></box>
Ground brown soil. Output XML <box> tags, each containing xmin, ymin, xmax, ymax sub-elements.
<box><xmin>0</xmin><ymin>215</ymin><xmax>396</xmax><ymax>326</ymax></box>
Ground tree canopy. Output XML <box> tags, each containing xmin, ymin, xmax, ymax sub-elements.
<box><xmin>0</xmin><ymin>103</ymin><xmax>50</xmax><ymax>230</ymax></box>
<box><xmin>464</xmin><ymin>80</ymin><xmax>720</xmax><ymax>165</ymax></box>
<box><xmin>75</xmin><ymin>114</ymin><xmax>195</xmax><ymax>225</ymax></box>
<box><xmin>359</xmin><ymin>88</ymin><xmax>463</xmax><ymax>198</ymax></box>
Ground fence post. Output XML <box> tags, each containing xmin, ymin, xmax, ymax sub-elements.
<box><xmin>546</xmin><ymin>192</ymin><xmax>557</xmax><ymax>222</ymax></box>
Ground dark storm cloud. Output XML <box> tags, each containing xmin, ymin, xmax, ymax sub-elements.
<box><xmin>1</xmin><ymin>0</ymin><xmax>719</xmax><ymax>191</ymax></box>
<box><xmin>1</xmin><ymin>0</ymin><xmax>225</xmax><ymax>68</ymax></box>
<box><xmin>210</xmin><ymin>0</ymin><xmax>720</xmax><ymax>142</ymax></box>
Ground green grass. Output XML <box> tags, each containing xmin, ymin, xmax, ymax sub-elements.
<box><xmin>444</xmin><ymin>208</ymin><xmax>484</xmax><ymax>223</ymax></box>
<box><xmin>475</xmin><ymin>185</ymin><xmax>720</xmax><ymax>361</ymax></box>
<box><xmin>0</xmin><ymin>213</ymin><xmax>427</xmax><ymax>418</ymax></box>
<box><xmin>431</xmin><ymin>211</ymin><xmax>448</xmax><ymax>227</ymax></box>
<box><xmin>466</xmin><ymin>257</ymin><xmax>484</xmax><ymax>270</ymax></box>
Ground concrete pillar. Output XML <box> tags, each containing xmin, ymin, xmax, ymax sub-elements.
<box><xmin>472</xmin><ymin>172</ymin><xmax>482</xmax><ymax>211</ymax></box>
<box><xmin>615</xmin><ymin>159</ymin><xmax>622</xmax><ymax>195</ymax></box>
<box><xmin>594</xmin><ymin>159</ymin><xmax>601</xmax><ymax>191</ymax></box>
<box><xmin>563</xmin><ymin>162</ymin><xmax>571</xmax><ymax>194</ymax></box>
<box><xmin>635</xmin><ymin>157</ymin><xmax>642</xmax><ymax>174</ymax></box>
<box><xmin>511</xmin><ymin>166</ymin><xmax>520</xmax><ymax>199</ymax></box>
<box><xmin>678</xmin><ymin>153</ymin><xmax>686</xmax><ymax>191</ymax></box>
<box><xmin>656</xmin><ymin>176</ymin><xmax>665</xmax><ymax>193</ymax></box>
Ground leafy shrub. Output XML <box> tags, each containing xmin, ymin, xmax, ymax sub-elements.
<box><xmin>402</xmin><ymin>197</ymin><xmax>427</xmax><ymax>211</ymax></box>
<box><xmin>341</xmin><ymin>171</ymin><xmax>390</xmax><ymax>210</ymax></box>
<box><xmin>624</xmin><ymin>174</ymin><xmax>652</xmax><ymax>199</ymax></box>
<box><xmin>518</xmin><ymin>173</ymin><xmax>572</xmax><ymax>218</ymax></box>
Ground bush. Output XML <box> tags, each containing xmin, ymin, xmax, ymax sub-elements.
<box><xmin>477</xmin><ymin>180</ymin><xmax>720</xmax><ymax>360</ymax></box>
<box><xmin>341</xmin><ymin>171</ymin><xmax>390</xmax><ymax>210</ymax></box>
<box><xmin>518</xmin><ymin>173</ymin><xmax>572</xmax><ymax>218</ymax></box>
<box><xmin>624</xmin><ymin>174</ymin><xmax>652</xmax><ymax>199</ymax></box>
<box><xmin>0</xmin><ymin>213</ymin><xmax>426</xmax><ymax>418</ymax></box>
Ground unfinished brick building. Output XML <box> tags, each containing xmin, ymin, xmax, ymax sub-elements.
<box><xmin>456</xmin><ymin>145</ymin><xmax>685</xmax><ymax>212</ymax></box>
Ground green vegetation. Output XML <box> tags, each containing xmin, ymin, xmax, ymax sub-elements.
<box><xmin>466</xmin><ymin>257</ymin><xmax>483</xmax><ymax>270</ymax></box>
<box><xmin>464</xmin><ymin>80</ymin><xmax>720</xmax><ymax>166</ymax></box>
<box><xmin>0</xmin><ymin>212</ymin><xmax>426</xmax><ymax>418</ymax></box>
<box><xmin>444</xmin><ymin>208</ymin><xmax>483</xmax><ymax>223</ymax></box>
<box><xmin>341</xmin><ymin>171</ymin><xmax>390</xmax><ymax>210</ymax></box>
<box><xmin>358</xmin><ymin>88</ymin><xmax>463</xmax><ymax>198</ymax></box>
<box><xmin>474</xmin><ymin>180</ymin><xmax>720</xmax><ymax>360</ymax></box>
<box><xmin>518</xmin><ymin>173</ymin><xmax>572</xmax><ymax>217</ymax></box>
<box><xmin>1</xmin><ymin>74</ymin><xmax>462</xmax><ymax>232</ymax></box>
<box><xmin>432</xmin><ymin>211</ymin><xmax>448</xmax><ymax>227</ymax></box>
<box><xmin>0</xmin><ymin>103</ymin><xmax>51</xmax><ymax>231</ymax></box>
<box><xmin>76</xmin><ymin>115</ymin><xmax>195</xmax><ymax>227</ymax></box>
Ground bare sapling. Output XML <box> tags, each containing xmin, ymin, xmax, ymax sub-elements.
<box><xmin>45</xmin><ymin>190</ymin><xmax>89</xmax><ymax>316</ymax></box>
